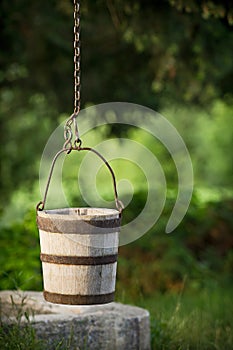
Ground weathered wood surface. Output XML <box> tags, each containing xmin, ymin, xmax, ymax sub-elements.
<box><xmin>37</xmin><ymin>208</ymin><xmax>121</xmax><ymax>304</ymax></box>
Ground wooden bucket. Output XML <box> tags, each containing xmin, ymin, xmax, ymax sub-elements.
<box><xmin>36</xmin><ymin>146</ymin><xmax>123</xmax><ymax>305</ymax></box>
<box><xmin>37</xmin><ymin>207</ymin><xmax>121</xmax><ymax>305</ymax></box>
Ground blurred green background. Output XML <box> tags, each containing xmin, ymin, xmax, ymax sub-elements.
<box><xmin>0</xmin><ymin>1</ymin><xmax>233</xmax><ymax>349</ymax></box>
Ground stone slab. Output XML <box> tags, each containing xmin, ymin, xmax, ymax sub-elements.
<box><xmin>0</xmin><ymin>290</ymin><xmax>151</xmax><ymax>350</ymax></box>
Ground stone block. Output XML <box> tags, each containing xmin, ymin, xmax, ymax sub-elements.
<box><xmin>0</xmin><ymin>291</ymin><xmax>150</xmax><ymax>350</ymax></box>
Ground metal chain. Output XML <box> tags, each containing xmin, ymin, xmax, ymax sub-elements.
<box><xmin>73</xmin><ymin>0</ymin><xmax>81</xmax><ymax>115</ymax></box>
<box><xmin>37</xmin><ymin>0</ymin><xmax>124</xmax><ymax>214</ymax></box>
<box><xmin>63</xmin><ymin>0</ymin><xmax>81</xmax><ymax>151</ymax></box>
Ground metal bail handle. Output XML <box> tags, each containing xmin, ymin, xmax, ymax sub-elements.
<box><xmin>36</xmin><ymin>147</ymin><xmax>124</xmax><ymax>214</ymax></box>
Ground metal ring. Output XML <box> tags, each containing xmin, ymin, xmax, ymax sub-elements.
<box><xmin>36</xmin><ymin>201</ymin><xmax>44</xmax><ymax>211</ymax></box>
<box><xmin>74</xmin><ymin>138</ymin><xmax>82</xmax><ymax>148</ymax></box>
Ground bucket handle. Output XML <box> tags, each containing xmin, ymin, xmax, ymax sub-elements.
<box><xmin>36</xmin><ymin>147</ymin><xmax>124</xmax><ymax>214</ymax></box>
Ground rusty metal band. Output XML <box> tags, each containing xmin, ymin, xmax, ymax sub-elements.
<box><xmin>37</xmin><ymin>215</ymin><xmax>121</xmax><ymax>234</ymax></box>
<box><xmin>43</xmin><ymin>290</ymin><xmax>115</xmax><ymax>305</ymax></box>
<box><xmin>40</xmin><ymin>253</ymin><xmax>118</xmax><ymax>266</ymax></box>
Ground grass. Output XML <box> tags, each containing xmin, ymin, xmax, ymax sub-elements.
<box><xmin>0</xmin><ymin>284</ymin><xmax>232</xmax><ymax>349</ymax></box>
<box><xmin>0</xmin><ymin>294</ymin><xmax>75</xmax><ymax>350</ymax></box>
<box><xmin>140</xmin><ymin>284</ymin><xmax>233</xmax><ymax>350</ymax></box>
<box><xmin>0</xmin><ymin>295</ymin><xmax>43</xmax><ymax>350</ymax></box>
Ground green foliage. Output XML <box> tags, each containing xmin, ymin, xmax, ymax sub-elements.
<box><xmin>0</xmin><ymin>93</ymin><xmax>53</xmax><ymax>207</ymax></box>
<box><xmin>0</xmin><ymin>0</ymin><xmax>233</xmax><ymax>206</ymax></box>
<box><xmin>168</xmin><ymin>0</ymin><xmax>233</xmax><ymax>24</ymax></box>
<box><xmin>96</xmin><ymin>0</ymin><xmax>233</xmax><ymax>106</ymax></box>
<box><xmin>162</xmin><ymin>99</ymin><xmax>233</xmax><ymax>188</ymax></box>
<box><xmin>116</xmin><ymin>195</ymin><xmax>233</xmax><ymax>300</ymax></box>
<box><xmin>0</xmin><ymin>210</ymin><xmax>42</xmax><ymax>291</ymax></box>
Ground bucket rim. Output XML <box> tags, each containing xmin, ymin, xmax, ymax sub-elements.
<box><xmin>37</xmin><ymin>207</ymin><xmax>120</xmax><ymax>220</ymax></box>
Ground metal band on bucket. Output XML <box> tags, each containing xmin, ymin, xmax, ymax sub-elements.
<box><xmin>37</xmin><ymin>215</ymin><xmax>121</xmax><ymax>234</ymax></box>
<box><xmin>40</xmin><ymin>253</ymin><xmax>118</xmax><ymax>265</ymax></box>
<box><xmin>43</xmin><ymin>291</ymin><xmax>115</xmax><ymax>305</ymax></box>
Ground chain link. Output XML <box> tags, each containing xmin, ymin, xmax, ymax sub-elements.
<box><xmin>63</xmin><ymin>0</ymin><xmax>81</xmax><ymax>151</ymax></box>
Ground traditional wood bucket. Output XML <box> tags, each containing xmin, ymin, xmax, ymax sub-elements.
<box><xmin>36</xmin><ymin>147</ymin><xmax>123</xmax><ymax>305</ymax></box>
<box><xmin>37</xmin><ymin>207</ymin><xmax>121</xmax><ymax>305</ymax></box>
